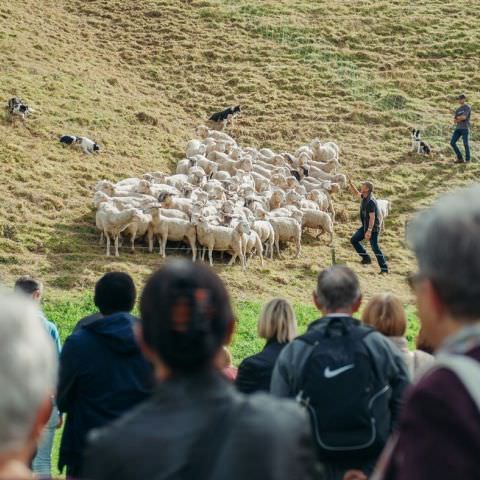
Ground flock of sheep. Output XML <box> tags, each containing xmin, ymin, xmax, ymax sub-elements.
<box><xmin>93</xmin><ymin>124</ymin><xmax>360</xmax><ymax>269</ymax></box>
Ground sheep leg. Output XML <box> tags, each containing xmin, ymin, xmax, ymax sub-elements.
<box><xmin>161</xmin><ymin>237</ymin><xmax>167</xmax><ymax>258</ymax></box>
<box><xmin>190</xmin><ymin>237</ymin><xmax>197</xmax><ymax>262</ymax></box>
<box><xmin>228</xmin><ymin>254</ymin><xmax>236</xmax><ymax>266</ymax></box>
<box><xmin>275</xmin><ymin>237</ymin><xmax>281</xmax><ymax>259</ymax></box>
<box><xmin>147</xmin><ymin>228</ymin><xmax>154</xmax><ymax>253</ymax></box>
<box><xmin>130</xmin><ymin>232</ymin><xmax>136</xmax><ymax>253</ymax></box>
<box><xmin>208</xmin><ymin>246</ymin><xmax>214</xmax><ymax>267</ymax></box>
<box><xmin>99</xmin><ymin>232</ymin><xmax>104</xmax><ymax>245</ymax></box>
<box><xmin>105</xmin><ymin>232</ymin><xmax>111</xmax><ymax>256</ymax></box>
<box><xmin>258</xmin><ymin>247</ymin><xmax>264</xmax><ymax>267</ymax></box>
<box><xmin>269</xmin><ymin>240</ymin><xmax>274</xmax><ymax>260</ymax></box>
<box><xmin>295</xmin><ymin>236</ymin><xmax>301</xmax><ymax>259</ymax></box>
<box><xmin>241</xmin><ymin>253</ymin><xmax>246</xmax><ymax>271</ymax></box>
<box><xmin>114</xmin><ymin>235</ymin><xmax>120</xmax><ymax>257</ymax></box>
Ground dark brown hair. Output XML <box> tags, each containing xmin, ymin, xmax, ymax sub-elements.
<box><xmin>140</xmin><ymin>260</ymin><xmax>234</xmax><ymax>372</ymax></box>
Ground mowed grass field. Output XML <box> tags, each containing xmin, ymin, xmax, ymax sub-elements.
<box><xmin>0</xmin><ymin>0</ymin><xmax>479</xmax><ymax>305</ymax></box>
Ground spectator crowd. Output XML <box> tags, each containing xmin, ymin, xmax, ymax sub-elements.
<box><xmin>1</xmin><ymin>185</ymin><xmax>480</xmax><ymax>480</ymax></box>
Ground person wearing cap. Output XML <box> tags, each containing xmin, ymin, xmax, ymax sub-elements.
<box><xmin>348</xmin><ymin>179</ymin><xmax>389</xmax><ymax>274</ymax></box>
<box><xmin>450</xmin><ymin>94</ymin><xmax>471</xmax><ymax>163</ymax></box>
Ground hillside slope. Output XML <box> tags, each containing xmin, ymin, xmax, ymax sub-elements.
<box><xmin>0</xmin><ymin>0</ymin><xmax>478</xmax><ymax>304</ymax></box>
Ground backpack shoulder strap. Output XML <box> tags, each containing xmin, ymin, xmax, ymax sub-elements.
<box><xmin>435</xmin><ymin>354</ymin><xmax>480</xmax><ymax>412</ymax></box>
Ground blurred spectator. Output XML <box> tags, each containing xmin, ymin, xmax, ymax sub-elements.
<box><xmin>14</xmin><ymin>276</ymin><xmax>62</xmax><ymax>479</ymax></box>
<box><xmin>362</xmin><ymin>293</ymin><xmax>434</xmax><ymax>379</ymax></box>
<box><xmin>372</xmin><ymin>185</ymin><xmax>480</xmax><ymax>480</ymax></box>
<box><xmin>236</xmin><ymin>298</ymin><xmax>297</xmax><ymax>394</ymax></box>
<box><xmin>216</xmin><ymin>346</ymin><xmax>238</xmax><ymax>381</ymax></box>
<box><xmin>83</xmin><ymin>260</ymin><xmax>321</xmax><ymax>480</ymax></box>
<box><xmin>0</xmin><ymin>292</ymin><xmax>57</xmax><ymax>480</ymax></box>
<box><xmin>271</xmin><ymin>266</ymin><xmax>409</xmax><ymax>480</ymax></box>
<box><xmin>57</xmin><ymin>272</ymin><xmax>152</xmax><ymax>478</ymax></box>
<box><xmin>415</xmin><ymin>325</ymin><xmax>434</xmax><ymax>355</ymax></box>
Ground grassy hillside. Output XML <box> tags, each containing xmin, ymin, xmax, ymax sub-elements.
<box><xmin>0</xmin><ymin>0</ymin><xmax>479</xmax><ymax>306</ymax></box>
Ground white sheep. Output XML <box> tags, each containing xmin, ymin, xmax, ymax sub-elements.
<box><xmin>186</xmin><ymin>139</ymin><xmax>206</xmax><ymax>158</ymax></box>
<box><xmin>158</xmin><ymin>193</ymin><xmax>193</xmax><ymax>216</ymax></box>
<box><xmin>310</xmin><ymin>139</ymin><xmax>337</xmax><ymax>162</ymax></box>
<box><xmin>244</xmin><ymin>230</ymin><xmax>264</xmax><ymax>266</ymax></box>
<box><xmin>376</xmin><ymin>199</ymin><xmax>391</xmax><ymax>231</ymax></box>
<box><xmin>252</xmin><ymin>220</ymin><xmax>275</xmax><ymax>260</ymax></box>
<box><xmin>148</xmin><ymin>207</ymin><xmax>197</xmax><ymax>261</ymax></box>
<box><xmin>96</xmin><ymin>205</ymin><xmax>140</xmax><ymax>257</ymax></box>
<box><xmin>176</xmin><ymin>158</ymin><xmax>197</xmax><ymax>175</ymax></box>
<box><xmin>269</xmin><ymin>216</ymin><xmax>302</xmax><ymax>259</ymax></box>
<box><xmin>195</xmin><ymin>125</ymin><xmax>237</xmax><ymax>146</ymax></box>
<box><xmin>301</xmin><ymin>209</ymin><xmax>334</xmax><ymax>244</ymax></box>
<box><xmin>122</xmin><ymin>211</ymin><xmax>152</xmax><ymax>253</ymax></box>
<box><xmin>192</xmin><ymin>216</ymin><xmax>249</xmax><ymax>269</ymax></box>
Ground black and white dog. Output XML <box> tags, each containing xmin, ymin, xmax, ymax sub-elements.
<box><xmin>7</xmin><ymin>97</ymin><xmax>33</xmax><ymax>120</ymax></box>
<box><xmin>59</xmin><ymin>135</ymin><xmax>80</xmax><ymax>146</ymax></box>
<box><xmin>209</xmin><ymin>105</ymin><xmax>241</xmax><ymax>128</ymax></box>
<box><xmin>411</xmin><ymin>129</ymin><xmax>431</xmax><ymax>155</ymax></box>
<box><xmin>59</xmin><ymin>135</ymin><xmax>100</xmax><ymax>154</ymax></box>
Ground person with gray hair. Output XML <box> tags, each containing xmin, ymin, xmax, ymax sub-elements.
<box><xmin>271</xmin><ymin>266</ymin><xmax>408</xmax><ymax>480</ymax></box>
<box><xmin>0</xmin><ymin>292</ymin><xmax>57</xmax><ymax>480</ymax></box>
<box><xmin>371</xmin><ymin>185</ymin><xmax>480</xmax><ymax>480</ymax></box>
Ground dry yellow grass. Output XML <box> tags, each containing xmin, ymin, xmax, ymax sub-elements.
<box><xmin>0</xmin><ymin>0</ymin><xmax>478</xmax><ymax>305</ymax></box>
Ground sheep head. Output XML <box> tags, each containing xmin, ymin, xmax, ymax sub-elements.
<box><xmin>195</xmin><ymin>125</ymin><xmax>209</xmax><ymax>139</ymax></box>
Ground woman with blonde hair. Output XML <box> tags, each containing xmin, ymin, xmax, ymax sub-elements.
<box><xmin>362</xmin><ymin>293</ymin><xmax>434</xmax><ymax>379</ymax></box>
<box><xmin>236</xmin><ymin>298</ymin><xmax>297</xmax><ymax>394</ymax></box>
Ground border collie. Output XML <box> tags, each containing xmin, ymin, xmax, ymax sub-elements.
<box><xmin>79</xmin><ymin>137</ymin><xmax>100</xmax><ymax>154</ymax></box>
<box><xmin>59</xmin><ymin>135</ymin><xmax>80</xmax><ymax>146</ymax></box>
<box><xmin>411</xmin><ymin>129</ymin><xmax>431</xmax><ymax>155</ymax></box>
<box><xmin>209</xmin><ymin>105</ymin><xmax>241</xmax><ymax>127</ymax></box>
<box><xmin>7</xmin><ymin>97</ymin><xmax>33</xmax><ymax>120</ymax></box>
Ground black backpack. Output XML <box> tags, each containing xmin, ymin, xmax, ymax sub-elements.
<box><xmin>296</xmin><ymin>317</ymin><xmax>392</xmax><ymax>461</ymax></box>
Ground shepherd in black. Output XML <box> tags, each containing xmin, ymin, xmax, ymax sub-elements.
<box><xmin>271</xmin><ymin>266</ymin><xmax>409</xmax><ymax>480</ymax></box>
<box><xmin>348</xmin><ymin>179</ymin><xmax>389</xmax><ymax>274</ymax></box>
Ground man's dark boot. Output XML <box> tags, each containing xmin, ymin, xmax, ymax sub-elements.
<box><xmin>361</xmin><ymin>257</ymin><xmax>372</xmax><ymax>265</ymax></box>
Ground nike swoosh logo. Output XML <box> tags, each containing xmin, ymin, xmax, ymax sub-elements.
<box><xmin>324</xmin><ymin>364</ymin><xmax>355</xmax><ymax>378</ymax></box>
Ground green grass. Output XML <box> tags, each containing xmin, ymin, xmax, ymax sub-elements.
<box><xmin>44</xmin><ymin>293</ymin><xmax>420</xmax><ymax>478</ymax></box>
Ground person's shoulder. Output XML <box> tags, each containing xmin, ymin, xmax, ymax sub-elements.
<box><xmin>242</xmin><ymin>392</ymin><xmax>309</xmax><ymax>434</ymax></box>
<box><xmin>413</xmin><ymin>349</ymin><xmax>435</xmax><ymax>365</ymax></box>
<box><xmin>45</xmin><ymin>318</ymin><xmax>59</xmax><ymax>335</ymax></box>
<box><xmin>364</xmin><ymin>330</ymin><xmax>404</xmax><ymax>358</ymax></box>
<box><xmin>239</xmin><ymin>351</ymin><xmax>264</xmax><ymax>369</ymax></box>
<box><xmin>411</xmin><ymin>363</ymin><xmax>469</xmax><ymax>404</ymax></box>
<box><xmin>87</xmin><ymin>397</ymin><xmax>153</xmax><ymax>451</ymax></box>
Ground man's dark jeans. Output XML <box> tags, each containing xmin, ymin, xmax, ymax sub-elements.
<box><xmin>351</xmin><ymin>227</ymin><xmax>388</xmax><ymax>272</ymax></box>
<box><xmin>450</xmin><ymin>128</ymin><xmax>470</xmax><ymax>162</ymax></box>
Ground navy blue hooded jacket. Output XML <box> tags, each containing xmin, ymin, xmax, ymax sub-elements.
<box><xmin>57</xmin><ymin>312</ymin><xmax>153</xmax><ymax>475</ymax></box>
